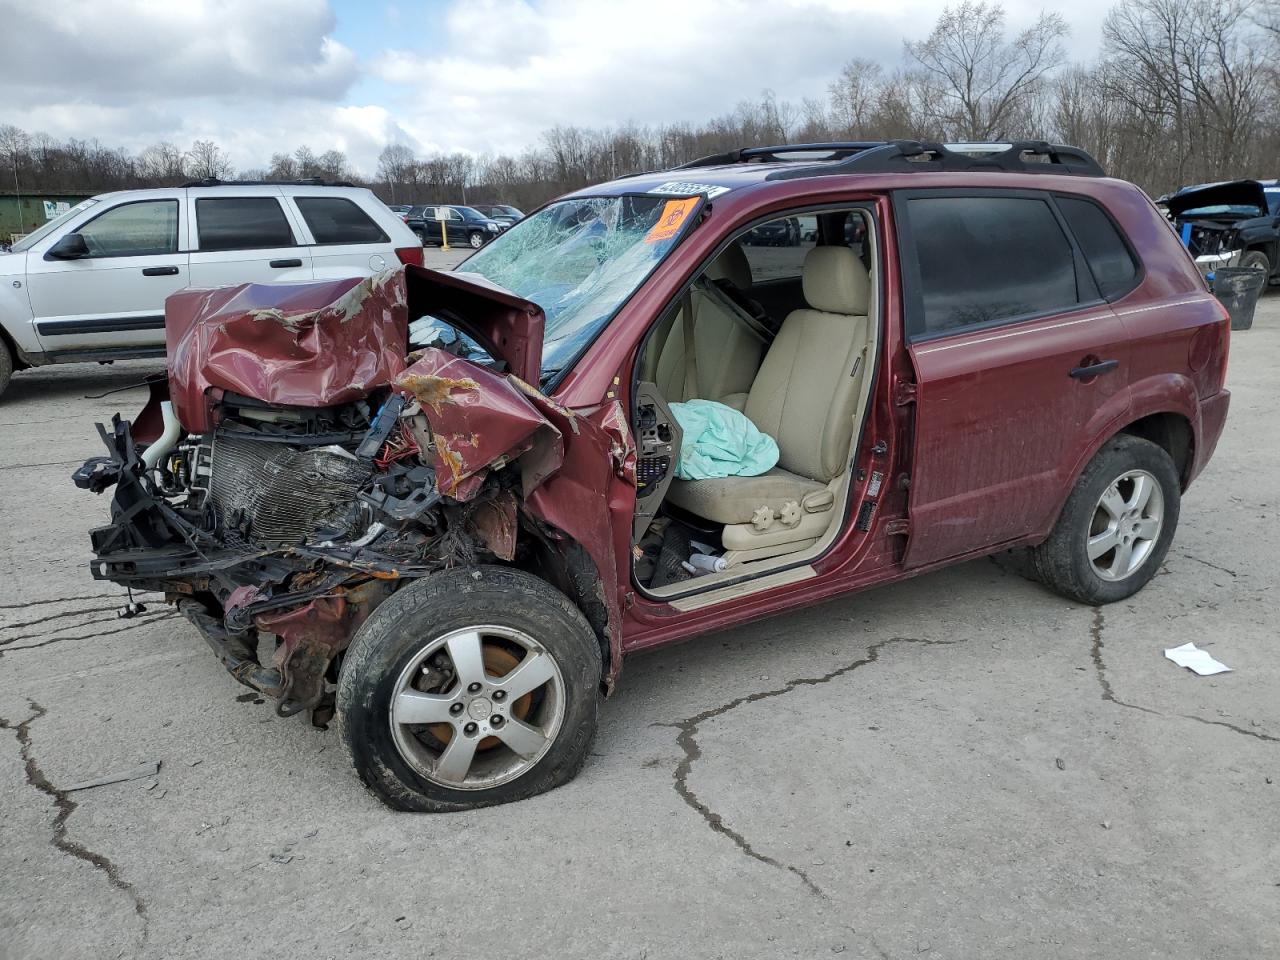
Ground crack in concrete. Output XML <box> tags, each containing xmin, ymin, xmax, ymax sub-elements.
<box><xmin>2</xmin><ymin>605</ymin><xmax>122</xmax><ymax>631</ymax></box>
<box><xmin>0</xmin><ymin>701</ymin><xmax>149</xmax><ymax>945</ymax></box>
<box><xmin>1090</xmin><ymin>606</ymin><xmax>1278</xmax><ymax>742</ymax></box>
<box><xmin>1180</xmin><ymin>553</ymin><xmax>1238</xmax><ymax>578</ymax></box>
<box><xmin>664</xmin><ymin>636</ymin><xmax>955</xmax><ymax>900</ymax></box>
<box><xmin>0</xmin><ymin>612</ymin><xmax>180</xmax><ymax>656</ymax></box>
<box><xmin>0</xmin><ymin>592</ymin><xmax>129</xmax><ymax>611</ymax></box>
<box><xmin>0</xmin><ymin>609</ymin><xmax>169</xmax><ymax>648</ymax></box>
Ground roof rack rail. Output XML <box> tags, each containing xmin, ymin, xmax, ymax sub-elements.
<box><xmin>675</xmin><ymin>142</ymin><xmax>887</xmax><ymax>169</ymax></box>
<box><xmin>182</xmin><ymin>177</ymin><xmax>358</xmax><ymax>188</ymax></box>
<box><xmin>763</xmin><ymin>139</ymin><xmax>1106</xmax><ymax>180</ymax></box>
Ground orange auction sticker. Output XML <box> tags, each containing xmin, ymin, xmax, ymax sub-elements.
<box><xmin>645</xmin><ymin>197</ymin><xmax>699</xmax><ymax>244</ymax></box>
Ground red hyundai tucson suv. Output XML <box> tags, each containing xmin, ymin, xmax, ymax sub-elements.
<box><xmin>76</xmin><ymin>141</ymin><xmax>1231</xmax><ymax>810</ymax></box>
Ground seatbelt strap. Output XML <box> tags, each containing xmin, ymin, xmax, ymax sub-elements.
<box><xmin>681</xmin><ymin>287</ymin><xmax>698</xmax><ymax>400</ymax></box>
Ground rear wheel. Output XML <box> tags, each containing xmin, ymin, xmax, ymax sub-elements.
<box><xmin>337</xmin><ymin>565</ymin><xmax>601</xmax><ymax>811</ymax></box>
<box><xmin>1031</xmin><ymin>435</ymin><xmax>1180</xmax><ymax>604</ymax></box>
<box><xmin>0</xmin><ymin>338</ymin><xmax>12</xmax><ymax>399</ymax></box>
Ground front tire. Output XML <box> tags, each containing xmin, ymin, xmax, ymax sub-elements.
<box><xmin>337</xmin><ymin>565</ymin><xmax>601</xmax><ymax>812</ymax></box>
<box><xmin>468</xmin><ymin>231</ymin><xmax>485</xmax><ymax>249</ymax></box>
<box><xmin>1031</xmin><ymin>435</ymin><xmax>1180</xmax><ymax>605</ymax></box>
<box><xmin>1241</xmin><ymin>249</ymin><xmax>1270</xmax><ymax>279</ymax></box>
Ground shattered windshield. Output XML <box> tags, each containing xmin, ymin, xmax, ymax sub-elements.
<box><xmin>457</xmin><ymin>193</ymin><xmax>702</xmax><ymax>381</ymax></box>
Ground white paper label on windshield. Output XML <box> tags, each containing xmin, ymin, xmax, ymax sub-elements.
<box><xmin>648</xmin><ymin>181</ymin><xmax>731</xmax><ymax>199</ymax></box>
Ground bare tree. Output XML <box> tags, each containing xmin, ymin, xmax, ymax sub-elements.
<box><xmin>905</xmin><ymin>1</ymin><xmax>1068</xmax><ymax>139</ymax></box>
<box><xmin>186</xmin><ymin>140</ymin><xmax>233</xmax><ymax>180</ymax></box>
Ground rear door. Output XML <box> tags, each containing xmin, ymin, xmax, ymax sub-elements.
<box><xmin>187</xmin><ymin>189</ymin><xmax>313</xmax><ymax>286</ymax></box>
<box><xmin>288</xmin><ymin>194</ymin><xmax>395</xmax><ymax>278</ymax></box>
<box><xmin>24</xmin><ymin>195</ymin><xmax>187</xmax><ymax>354</ymax></box>
<box><xmin>896</xmin><ymin>189</ymin><xmax>1135</xmax><ymax>567</ymax></box>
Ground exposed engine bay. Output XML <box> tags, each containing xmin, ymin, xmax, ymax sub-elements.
<box><xmin>74</xmin><ymin>267</ymin><xmax>633</xmax><ymax>723</ymax></box>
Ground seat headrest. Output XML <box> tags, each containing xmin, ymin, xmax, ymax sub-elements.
<box><xmin>801</xmin><ymin>246</ymin><xmax>869</xmax><ymax>315</ymax></box>
<box><xmin>706</xmin><ymin>242</ymin><xmax>752</xmax><ymax>290</ymax></box>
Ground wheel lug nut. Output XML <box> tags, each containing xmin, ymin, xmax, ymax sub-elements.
<box><xmin>492</xmin><ymin>690</ymin><xmax>506</xmax><ymax>702</ymax></box>
<box><xmin>491</xmin><ymin>715</ymin><xmax>504</xmax><ymax>726</ymax></box>
<box><xmin>463</xmin><ymin>722</ymin><xmax>478</xmax><ymax>735</ymax></box>
<box><xmin>467</xmin><ymin>682</ymin><xmax>482</xmax><ymax>693</ymax></box>
<box><xmin>449</xmin><ymin>702</ymin><xmax>464</xmax><ymax>715</ymax></box>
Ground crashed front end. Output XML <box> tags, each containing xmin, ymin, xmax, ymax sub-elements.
<box><xmin>1163</xmin><ymin>179</ymin><xmax>1270</xmax><ymax>278</ymax></box>
<box><xmin>75</xmin><ymin>267</ymin><xmax>624</xmax><ymax>723</ymax></box>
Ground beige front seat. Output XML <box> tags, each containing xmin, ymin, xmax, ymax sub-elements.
<box><xmin>652</xmin><ymin>243</ymin><xmax>765</xmax><ymax>404</ymax></box>
<box><xmin>666</xmin><ymin>246</ymin><xmax>871</xmax><ymax>561</ymax></box>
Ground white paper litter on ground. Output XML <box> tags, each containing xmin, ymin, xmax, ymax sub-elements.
<box><xmin>1164</xmin><ymin>643</ymin><xmax>1232</xmax><ymax>676</ymax></box>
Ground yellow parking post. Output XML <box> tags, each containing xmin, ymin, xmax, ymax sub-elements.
<box><xmin>440</xmin><ymin>220</ymin><xmax>450</xmax><ymax>251</ymax></box>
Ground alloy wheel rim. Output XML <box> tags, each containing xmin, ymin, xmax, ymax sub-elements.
<box><xmin>1087</xmin><ymin>469</ymin><xmax>1164</xmax><ymax>581</ymax></box>
<box><xmin>389</xmin><ymin>624</ymin><xmax>565</xmax><ymax>791</ymax></box>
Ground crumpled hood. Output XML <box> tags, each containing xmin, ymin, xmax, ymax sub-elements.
<box><xmin>166</xmin><ymin>269</ymin><xmax>409</xmax><ymax>433</ymax></box>
<box><xmin>165</xmin><ymin>265</ymin><xmax>547</xmax><ymax>433</ymax></box>
<box><xmin>1165</xmin><ymin>179</ymin><xmax>1268</xmax><ymax>218</ymax></box>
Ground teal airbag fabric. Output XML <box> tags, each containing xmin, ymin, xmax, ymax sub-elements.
<box><xmin>669</xmin><ymin>399</ymin><xmax>780</xmax><ymax>480</ymax></box>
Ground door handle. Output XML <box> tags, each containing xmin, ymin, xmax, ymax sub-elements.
<box><xmin>1070</xmin><ymin>358</ymin><xmax>1119</xmax><ymax>379</ymax></box>
<box><xmin>142</xmin><ymin>266</ymin><xmax>179</xmax><ymax>276</ymax></box>
<box><xmin>269</xmin><ymin>258</ymin><xmax>303</xmax><ymax>268</ymax></box>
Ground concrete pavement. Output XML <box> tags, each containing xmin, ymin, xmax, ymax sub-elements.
<box><xmin>1</xmin><ymin>280</ymin><xmax>1276</xmax><ymax>960</ymax></box>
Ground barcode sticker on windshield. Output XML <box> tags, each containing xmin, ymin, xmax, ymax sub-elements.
<box><xmin>645</xmin><ymin>198</ymin><xmax>699</xmax><ymax>244</ymax></box>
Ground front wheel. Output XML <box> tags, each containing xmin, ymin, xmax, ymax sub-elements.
<box><xmin>1241</xmin><ymin>249</ymin><xmax>1270</xmax><ymax>279</ymax></box>
<box><xmin>468</xmin><ymin>231</ymin><xmax>485</xmax><ymax>249</ymax></box>
<box><xmin>0</xmin><ymin>337</ymin><xmax>12</xmax><ymax>399</ymax></box>
<box><xmin>1031</xmin><ymin>435</ymin><xmax>1180</xmax><ymax>605</ymax></box>
<box><xmin>337</xmin><ymin>565</ymin><xmax>601</xmax><ymax>811</ymax></box>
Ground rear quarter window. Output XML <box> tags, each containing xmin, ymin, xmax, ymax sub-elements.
<box><xmin>1056</xmin><ymin>196</ymin><xmax>1140</xmax><ymax>300</ymax></box>
<box><xmin>295</xmin><ymin>197</ymin><xmax>389</xmax><ymax>245</ymax></box>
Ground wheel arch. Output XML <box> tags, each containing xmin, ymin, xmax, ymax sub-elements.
<box><xmin>1117</xmin><ymin>411</ymin><xmax>1194</xmax><ymax>487</ymax></box>
<box><xmin>514</xmin><ymin>516</ymin><xmax>615</xmax><ymax>694</ymax></box>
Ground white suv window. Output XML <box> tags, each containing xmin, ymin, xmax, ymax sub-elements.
<box><xmin>196</xmin><ymin>197</ymin><xmax>295</xmax><ymax>251</ymax></box>
<box><xmin>294</xmin><ymin>196</ymin><xmax>388</xmax><ymax>245</ymax></box>
<box><xmin>77</xmin><ymin>200</ymin><xmax>178</xmax><ymax>257</ymax></box>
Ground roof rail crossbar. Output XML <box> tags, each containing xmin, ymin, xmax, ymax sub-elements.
<box><xmin>182</xmin><ymin>177</ymin><xmax>358</xmax><ymax>188</ymax></box>
<box><xmin>674</xmin><ymin>142</ymin><xmax>887</xmax><ymax>169</ymax></box>
<box><xmin>764</xmin><ymin>139</ymin><xmax>1106</xmax><ymax>180</ymax></box>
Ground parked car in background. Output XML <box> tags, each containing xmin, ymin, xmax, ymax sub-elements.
<box><xmin>0</xmin><ymin>181</ymin><xmax>423</xmax><ymax>398</ymax></box>
<box><xmin>744</xmin><ymin>215</ymin><xmax>801</xmax><ymax>245</ymax></box>
<box><xmin>471</xmin><ymin>204</ymin><xmax>524</xmax><ymax>228</ymax></box>
<box><xmin>1162</xmin><ymin>178</ymin><xmax>1280</xmax><ymax>281</ymax></box>
<box><xmin>405</xmin><ymin>204</ymin><xmax>503</xmax><ymax>248</ymax></box>
<box><xmin>78</xmin><ymin>140</ymin><xmax>1230</xmax><ymax>811</ymax></box>
<box><xmin>388</xmin><ymin>204</ymin><xmax>412</xmax><ymax>219</ymax></box>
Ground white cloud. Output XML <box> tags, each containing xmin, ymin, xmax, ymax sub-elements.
<box><xmin>0</xmin><ymin>0</ymin><xmax>1118</xmax><ymax>175</ymax></box>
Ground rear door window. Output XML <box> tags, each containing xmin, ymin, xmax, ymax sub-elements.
<box><xmin>76</xmin><ymin>200</ymin><xmax>179</xmax><ymax>257</ymax></box>
<box><xmin>1056</xmin><ymin>196</ymin><xmax>1140</xmax><ymax>299</ymax></box>
<box><xmin>295</xmin><ymin>197</ymin><xmax>389</xmax><ymax>245</ymax></box>
<box><xmin>196</xmin><ymin>197</ymin><xmax>295</xmax><ymax>251</ymax></box>
<box><xmin>900</xmin><ymin>195</ymin><xmax>1083</xmax><ymax>338</ymax></box>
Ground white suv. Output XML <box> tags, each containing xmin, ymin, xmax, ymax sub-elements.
<box><xmin>0</xmin><ymin>181</ymin><xmax>423</xmax><ymax>398</ymax></box>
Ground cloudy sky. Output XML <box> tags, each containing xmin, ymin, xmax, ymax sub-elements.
<box><xmin>0</xmin><ymin>0</ymin><xmax>1115</xmax><ymax>176</ymax></box>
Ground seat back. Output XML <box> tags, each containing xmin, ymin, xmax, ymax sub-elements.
<box><xmin>743</xmin><ymin>246</ymin><xmax>870</xmax><ymax>482</ymax></box>
<box><xmin>653</xmin><ymin>244</ymin><xmax>764</xmax><ymax>402</ymax></box>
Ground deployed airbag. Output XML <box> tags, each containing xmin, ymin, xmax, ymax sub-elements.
<box><xmin>669</xmin><ymin>399</ymin><xmax>779</xmax><ymax>480</ymax></box>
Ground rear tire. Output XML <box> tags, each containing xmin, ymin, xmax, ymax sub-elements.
<box><xmin>337</xmin><ymin>565</ymin><xmax>601</xmax><ymax>812</ymax></box>
<box><xmin>0</xmin><ymin>338</ymin><xmax>12</xmax><ymax>399</ymax></box>
<box><xmin>1031</xmin><ymin>435</ymin><xmax>1180</xmax><ymax>605</ymax></box>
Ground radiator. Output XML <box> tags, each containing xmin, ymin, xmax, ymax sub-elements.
<box><xmin>206</xmin><ymin>437</ymin><xmax>370</xmax><ymax>544</ymax></box>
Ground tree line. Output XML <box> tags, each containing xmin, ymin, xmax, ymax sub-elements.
<box><xmin>3</xmin><ymin>0</ymin><xmax>1277</xmax><ymax>210</ymax></box>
